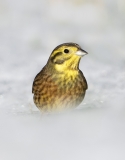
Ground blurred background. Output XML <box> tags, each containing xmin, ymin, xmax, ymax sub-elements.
<box><xmin>0</xmin><ymin>0</ymin><xmax>125</xmax><ymax>160</ymax></box>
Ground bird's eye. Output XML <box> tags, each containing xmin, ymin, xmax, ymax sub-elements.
<box><xmin>64</xmin><ymin>49</ymin><xmax>69</xmax><ymax>53</ymax></box>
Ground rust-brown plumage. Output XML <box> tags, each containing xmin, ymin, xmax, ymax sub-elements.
<box><xmin>32</xmin><ymin>43</ymin><xmax>88</xmax><ymax>112</ymax></box>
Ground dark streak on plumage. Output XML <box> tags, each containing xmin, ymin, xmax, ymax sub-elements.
<box><xmin>50</xmin><ymin>52</ymin><xmax>62</xmax><ymax>64</ymax></box>
<box><xmin>52</xmin><ymin>42</ymin><xmax>80</xmax><ymax>52</ymax></box>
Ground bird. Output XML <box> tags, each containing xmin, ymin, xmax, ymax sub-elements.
<box><xmin>32</xmin><ymin>42</ymin><xmax>88</xmax><ymax>112</ymax></box>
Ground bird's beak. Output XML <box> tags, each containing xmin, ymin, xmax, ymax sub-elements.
<box><xmin>76</xmin><ymin>48</ymin><xmax>88</xmax><ymax>56</ymax></box>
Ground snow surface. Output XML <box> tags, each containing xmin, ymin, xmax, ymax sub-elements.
<box><xmin>0</xmin><ymin>0</ymin><xmax>125</xmax><ymax>160</ymax></box>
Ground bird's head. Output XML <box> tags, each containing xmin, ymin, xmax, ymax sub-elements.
<box><xmin>47</xmin><ymin>43</ymin><xmax>88</xmax><ymax>72</ymax></box>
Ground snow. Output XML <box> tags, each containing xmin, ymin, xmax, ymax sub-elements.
<box><xmin>0</xmin><ymin>0</ymin><xmax>125</xmax><ymax>160</ymax></box>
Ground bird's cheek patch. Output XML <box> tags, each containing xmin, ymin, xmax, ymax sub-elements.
<box><xmin>53</xmin><ymin>58</ymin><xmax>65</xmax><ymax>64</ymax></box>
<box><xmin>50</xmin><ymin>52</ymin><xmax>64</xmax><ymax>64</ymax></box>
<box><xmin>53</xmin><ymin>56</ymin><xmax>71</xmax><ymax>64</ymax></box>
<box><xmin>51</xmin><ymin>52</ymin><xmax>71</xmax><ymax>64</ymax></box>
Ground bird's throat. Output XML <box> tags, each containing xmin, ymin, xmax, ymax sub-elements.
<box><xmin>55</xmin><ymin>56</ymin><xmax>81</xmax><ymax>72</ymax></box>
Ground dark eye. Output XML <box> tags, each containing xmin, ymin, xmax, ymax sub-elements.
<box><xmin>64</xmin><ymin>49</ymin><xmax>69</xmax><ymax>53</ymax></box>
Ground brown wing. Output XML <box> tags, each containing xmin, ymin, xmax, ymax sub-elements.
<box><xmin>32</xmin><ymin>66</ymin><xmax>59</xmax><ymax>109</ymax></box>
<box><xmin>32</xmin><ymin>67</ymin><xmax>46</xmax><ymax>93</ymax></box>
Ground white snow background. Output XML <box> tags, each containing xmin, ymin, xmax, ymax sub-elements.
<box><xmin>0</xmin><ymin>0</ymin><xmax>125</xmax><ymax>160</ymax></box>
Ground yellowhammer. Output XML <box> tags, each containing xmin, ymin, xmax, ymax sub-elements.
<box><xmin>32</xmin><ymin>43</ymin><xmax>88</xmax><ymax>112</ymax></box>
